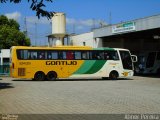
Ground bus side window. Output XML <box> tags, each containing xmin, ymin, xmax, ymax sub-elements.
<box><xmin>17</xmin><ymin>50</ymin><xmax>22</xmax><ymax>59</ymax></box>
<box><xmin>38</xmin><ymin>51</ymin><xmax>45</xmax><ymax>59</ymax></box>
<box><xmin>29</xmin><ymin>51</ymin><xmax>37</xmax><ymax>59</ymax></box>
<box><xmin>17</xmin><ymin>50</ymin><xmax>28</xmax><ymax>59</ymax></box>
<box><xmin>51</xmin><ymin>51</ymin><xmax>58</xmax><ymax>59</ymax></box>
<box><xmin>23</xmin><ymin>50</ymin><xmax>28</xmax><ymax>59</ymax></box>
<box><xmin>104</xmin><ymin>51</ymin><xmax>111</xmax><ymax>60</ymax></box>
<box><xmin>58</xmin><ymin>52</ymin><xmax>63</xmax><ymax>59</ymax></box>
<box><xmin>104</xmin><ymin>51</ymin><xmax>119</xmax><ymax>60</ymax></box>
<box><xmin>91</xmin><ymin>52</ymin><xmax>100</xmax><ymax>59</ymax></box>
<box><xmin>66</xmin><ymin>51</ymin><xmax>74</xmax><ymax>60</ymax></box>
<box><xmin>75</xmin><ymin>51</ymin><xmax>81</xmax><ymax>59</ymax></box>
<box><xmin>112</xmin><ymin>51</ymin><xmax>119</xmax><ymax>60</ymax></box>
<box><xmin>99</xmin><ymin>52</ymin><xmax>104</xmax><ymax>59</ymax></box>
<box><xmin>47</xmin><ymin>51</ymin><xmax>52</xmax><ymax>59</ymax></box>
<box><xmin>82</xmin><ymin>51</ymin><xmax>89</xmax><ymax>59</ymax></box>
<box><xmin>58</xmin><ymin>51</ymin><xmax>66</xmax><ymax>59</ymax></box>
<box><xmin>63</xmin><ymin>52</ymin><xmax>66</xmax><ymax>59</ymax></box>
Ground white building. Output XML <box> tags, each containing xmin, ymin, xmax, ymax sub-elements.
<box><xmin>0</xmin><ymin>49</ymin><xmax>10</xmax><ymax>65</ymax></box>
<box><xmin>70</xmin><ymin>32</ymin><xmax>102</xmax><ymax>48</ymax></box>
<box><xmin>70</xmin><ymin>14</ymin><xmax>160</xmax><ymax>52</ymax></box>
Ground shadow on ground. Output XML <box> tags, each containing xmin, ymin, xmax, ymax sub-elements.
<box><xmin>0</xmin><ymin>82</ymin><xmax>14</xmax><ymax>89</ymax></box>
<box><xmin>12</xmin><ymin>78</ymin><xmax>133</xmax><ymax>82</ymax></box>
<box><xmin>135</xmin><ymin>74</ymin><xmax>160</xmax><ymax>78</ymax></box>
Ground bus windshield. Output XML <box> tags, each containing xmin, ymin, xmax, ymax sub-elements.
<box><xmin>119</xmin><ymin>50</ymin><xmax>133</xmax><ymax>70</ymax></box>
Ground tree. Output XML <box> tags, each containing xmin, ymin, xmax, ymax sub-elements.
<box><xmin>0</xmin><ymin>0</ymin><xmax>54</xmax><ymax>19</ymax></box>
<box><xmin>0</xmin><ymin>15</ymin><xmax>31</xmax><ymax>49</ymax></box>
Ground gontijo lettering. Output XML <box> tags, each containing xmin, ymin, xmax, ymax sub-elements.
<box><xmin>46</xmin><ymin>61</ymin><xmax>77</xmax><ymax>65</ymax></box>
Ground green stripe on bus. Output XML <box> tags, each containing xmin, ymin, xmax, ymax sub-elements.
<box><xmin>73</xmin><ymin>47</ymin><xmax>115</xmax><ymax>75</ymax></box>
<box><xmin>74</xmin><ymin>60</ymin><xmax>96</xmax><ymax>74</ymax></box>
<box><xmin>85</xmin><ymin>60</ymin><xmax>106</xmax><ymax>74</ymax></box>
<box><xmin>93</xmin><ymin>47</ymin><xmax>115</xmax><ymax>50</ymax></box>
<box><xmin>74</xmin><ymin>60</ymin><xmax>106</xmax><ymax>74</ymax></box>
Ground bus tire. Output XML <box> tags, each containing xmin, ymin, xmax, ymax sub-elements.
<box><xmin>109</xmin><ymin>71</ymin><xmax>118</xmax><ymax>80</ymax></box>
<box><xmin>47</xmin><ymin>71</ymin><xmax>57</xmax><ymax>80</ymax></box>
<box><xmin>34</xmin><ymin>71</ymin><xmax>45</xmax><ymax>81</ymax></box>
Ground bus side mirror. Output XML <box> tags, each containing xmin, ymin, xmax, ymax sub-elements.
<box><xmin>131</xmin><ymin>55</ymin><xmax>137</xmax><ymax>62</ymax></box>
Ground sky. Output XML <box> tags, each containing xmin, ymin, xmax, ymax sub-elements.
<box><xmin>1</xmin><ymin>0</ymin><xmax>160</xmax><ymax>46</ymax></box>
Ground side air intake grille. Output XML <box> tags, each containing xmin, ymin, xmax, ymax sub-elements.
<box><xmin>18</xmin><ymin>68</ymin><xmax>26</xmax><ymax>76</ymax></box>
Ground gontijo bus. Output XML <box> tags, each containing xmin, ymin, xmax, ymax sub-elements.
<box><xmin>10</xmin><ymin>46</ymin><xmax>137</xmax><ymax>80</ymax></box>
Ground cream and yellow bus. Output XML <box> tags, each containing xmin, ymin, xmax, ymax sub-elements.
<box><xmin>10</xmin><ymin>46</ymin><xmax>137</xmax><ymax>80</ymax></box>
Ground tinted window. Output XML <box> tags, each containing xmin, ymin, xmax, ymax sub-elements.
<box><xmin>82</xmin><ymin>51</ymin><xmax>90</xmax><ymax>59</ymax></box>
<box><xmin>90</xmin><ymin>51</ymin><xmax>104</xmax><ymax>60</ymax></box>
<box><xmin>75</xmin><ymin>51</ymin><xmax>81</xmax><ymax>59</ymax></box>
<box><xmin>37</xmin><ymin>51</ymin><xmax>45</xmax><ymax>59</ymax></box>
<box><xmin>104</xmin><ymin>51</ymin><xmax>119</xmax><ymax>60</ymax></box>
<box><xmin>157</xmin><ymin>52</ymin><xmax>160</xmax><ymax>60</ymax></box>
<box><xmin>29</xmin><ymin>51</ymin><xmax>37</xmax><ymax>59</ymax></box>
<box><xmin>120</xmin><ymin>51</ymin><xmax>132</xmax><ymax>70</ymax></box>
<box><xmin>17</xmin><ymin>49</ymin><xmax>120</xmax><ymax>61</ymax></box>
<box><xmin>46</xmin><ymin>51</ymin><xmax>58</xmax><ymax>59</ymax></box>
<box><xmin>51</xmin><ymin>51</ymin><xmax>58</xmax><ymax>59</ymax></box>
<box><xmin>146</xmin><ymin>52</ymin><xmax>156</xmax><ymax>68</ymax></box>
<box><xmin>17</xmin><ymin>50</ymin><xmax>29</xmax><ymax>59</ymax></box>
<box><xmin>66</xmin><ymin>51</ymin><xmax>74</xmax><ymax>60</ymax></box>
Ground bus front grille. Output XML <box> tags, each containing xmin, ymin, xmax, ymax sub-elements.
<box><xmin>18</xmin><ymin>68</ymin><xmax>26</xmax><ymax>76</ymax></box>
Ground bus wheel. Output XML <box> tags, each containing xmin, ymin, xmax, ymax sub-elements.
<box><xmin>34</xmin><ymin>71</ymin><xmax>45</xmax><ymax>81</ymax></box>
<box><xmin>109</xmin><ymin>71</ymin><xmax>118</xmax><ymax>80</ymax></box>
<box><xmin>47</xmin><ymin>71</ymin><xmax>57</xmax><ymax>80</ymax></box>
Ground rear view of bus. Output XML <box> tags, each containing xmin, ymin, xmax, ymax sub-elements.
<box><xmin>10</xmin><ymin>47</ymin><xmax>15</xmax><ymax>78</ymax></box>
<box><xmin>10</xmin><ymin>46</ymin><xmax>19</xmax><ymax>78</ymax></box>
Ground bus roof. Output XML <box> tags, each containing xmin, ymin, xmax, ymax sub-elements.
<box><xmin>11</xmin><ymin>46</ymin><xmax>92</xmax><ymax>50</ymax></box>
<box><xmin>11</xmin><ymin>46</ymin><xmax>129</xmax><ymax>51</ymax></box>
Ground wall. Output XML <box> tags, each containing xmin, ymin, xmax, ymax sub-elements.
<box><xmin>94</xmin><ymin>14</ymin><xmax>160</xmax><ymax>38</ymax></box>
<box><xmin>0</xmin><ymin>49</ymin><xmax>10</xmax><ymax>65</ymax></box>
<box><xmin>70</xmin><ymin>32</ymin><xmax>94</xmax><ymax>47</ymax></box>
<box><xmin>70</xmin><ymin>14</ymin><xmax>160</xmax><ymax>51</ymax></box>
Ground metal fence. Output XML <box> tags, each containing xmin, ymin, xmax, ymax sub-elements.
<box><xmin>0</xmin><ymin>65</ymin><xmax>10</xmax><ymax>75</ymax></box>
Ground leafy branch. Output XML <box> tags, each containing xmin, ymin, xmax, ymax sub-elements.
<box><xmin>0</xmin><ymin>0</ymin><xmax>55</xmax><ymax>19</ymax></box>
